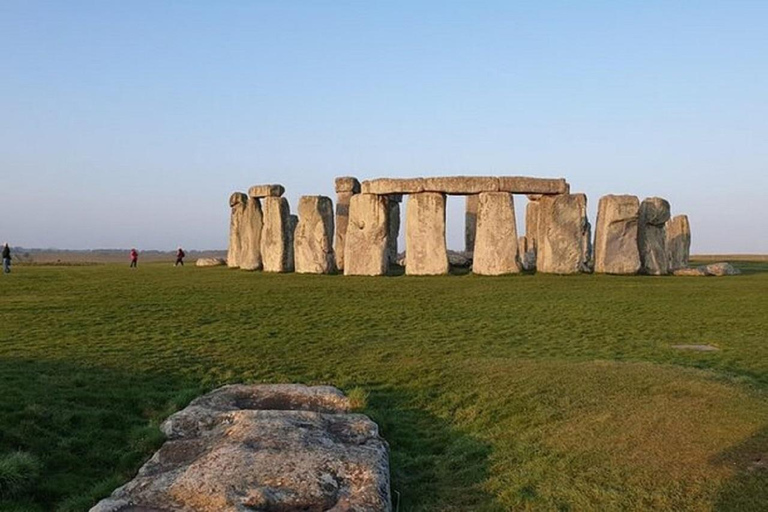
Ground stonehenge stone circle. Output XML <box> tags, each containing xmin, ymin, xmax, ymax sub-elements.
<box><xmin>361</xmin><ymin>176</ymin><xmax>570</xmax><ymax>196</ymax></box>
<box><xmin>666</xmin><ymin>214</ymin><xmax>691</xmax><ymax>271</ymax></box>
<box><xmin>90</xmin><ymin>384</ymin><xmax>391</xmax><ymax>512</ymax></box>
<box><xmin>536</xmin><ymin>193</ymin><xmax>591</xmax><ymax>274</ymax></box>
<box><xmin>344</xmin><ymin>194</ymin><xmax>390</xmax><ymax>276</ymax></box>
<box><xmin>294</xmin><ymin>196</ymin><xmax>336</xmax><ymax>274</ymax></box>
<box><xmin>227</xmin><ymin>192</ymin><xmax>248</xmax><ymax>269</ymax></box>
<box><xmin>638</xmin><ymin>197</ymin><xmax>671</xmax><ymax>275</ymax></box>
<box><xmin>261</xmin><ymin>197</ymin><xmax>293</xmax><ymax>273</ymax></box>
<box><xmin>473</xmin><ymin>192</ymin><xmax>521</xmax><ymax>275</ymax></box>
<box><xmin>387</xmin><ymin>195</ymin><xmax>401</xmax><ymax>265</ymax></box>
<box><xmin>405</xmin><ymin>192</ymin><xmax>449</xmax><ymax>275</ymax></box>
<box><xmin>333</xmin><ymin>177</ymin><xmax>361</xmax><ymax>271</ymax></box>
<box><xmin>239</xmin><ymin>195</ymin><xmax>263</xmax><ymax>271</ymax></box>
<box><xmin>465</xmin><ymin>195</ymin><xmax>478</xmax><ymax>253</ymax></box>
<box><xmin>247</xmin><ymin>184</ymin><xmax>285</xmax><ymax>198</ymax></box>
<box><xmin>593</xmin><ymin>194</ymin><xmax>641</xmax><ymax>274</ymax></box>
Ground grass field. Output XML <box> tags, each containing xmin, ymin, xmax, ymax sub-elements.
<box><xmin>1</xmin><ymin>261</ymin><xmax>767</xmax><ymax>511</ymax></box>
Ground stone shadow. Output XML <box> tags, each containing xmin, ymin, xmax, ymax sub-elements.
<box><xmin>711</xmin><ymin>424</ymin><xmax>768</xmax><ymax>511</ymax></box>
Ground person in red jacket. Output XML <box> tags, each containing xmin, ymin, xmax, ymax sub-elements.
<box><xmin>175</xmin><ymin>247</ymin><xmax>185</xmax><ymax>267</ymax></box>
<box><xmin>130</xmin><ymin>248</ymin><xmax>138</xmax><ymax>268</ymax></box>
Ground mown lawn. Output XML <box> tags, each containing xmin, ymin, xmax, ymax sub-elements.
<box><xmin>0</xmin><ymin>262</ymin><xmax>767</xmax><ymax>511</ymax></box>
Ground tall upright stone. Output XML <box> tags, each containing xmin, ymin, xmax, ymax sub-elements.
<box><xmin>465</xmin><ymin>195</ymin><xmax>479</xmax><ymax>253</ymax></box>
<box><xmin>261</xmin><ymin>197</ymin><xmax>292</xmax><ymax>273</ymax></box>
<box><xmin>536</xmin><ymin>193</ymin><xmax>590</xmax><ymax>274</ymax></box>
<box><xmin>473</xmin><ymin>192</ymin><xmax>521</xmax><ymax>275</ymax></box>
<box><xmin>522</xmin><ymin>199</ymin><xmax>540</xmax><ymax>269</ymax></box>
<box><xmin>666</xmin><ymin>214</ymin><xmax>691</xmax><ymax>271</ymax></box>
<box><xmin>593</xmin><ymin>195</ymin><xmax>641</xmax><ymax>274</ymax></box>
<box><xmin>638</xmin><ymin>197</ymin><xmax>671</xmax><ymax>275</ymax></box>
<box><xmin>344</xmin><ymin>194</ymin><xmax>390</xmax><ymax>276</ymax></box>
<box><xmin>333</xmin><ymin>177</ymin><xmax>360</xmax><ymax>271</ymax></box>
<box><xmin>518</xmin><ymin>236</ymin><xmax>536</xmax><ymax>271</ymax></box>
<box><xmin>227</xmin><ymin>192</ymin><xmax>248</xmax><ymax>268</ymax></box>
<box><xmin>387</xmin><ymin>195</ymin><xmax>402</xmax><ymax>265</ymax></box>
<box><xmin>295</xmin><ymin>196</ymin><xmax>335</xmax><ymax>274</ymax></box>
<box><xmin>405</xmin><ymin>192</ymin><xmax>449</xmax><ymax>275</ymax></box>
<box><xmin>238</xmin><ymin>196</ymin><xmax>263</xmax><ymax>271</ymax></box>
<box><xmin>287</xmin><ymin>214</ymin><xmax>299</xmax><ymax>272</ymax></box>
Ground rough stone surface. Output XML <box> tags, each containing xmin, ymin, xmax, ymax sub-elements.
<box><xmin>361</xmin><ymin>178</ymin><xmax>425</xmax><ymax>195</ymax></box>
<box><xmin>666</xmin><ymin>215</ymin><xmax>691</xmax><ymax>271</ymax></box>
<box><xmin>703</xmin><ymin>262</ymin><xmax>741</xmax><ymax>276</ymax></box>
<box><xmin>334</xmin><ymin>176</ymin><xmax>361</xmax><ymax>194</ymax></box>
<box><xmin>473</xmin><ymin>192</ymin><xmax>520</xmax><ymax>275</ymax></box>
<box><xmin>287</xmin><ymin>214</ymin><xmax>298</xmax><ymax>272</ymax></box>
<box><xmin>465</xmin><ymin>195</ymin><xmax>479</xmax><ymax>253</ymax></box>
<box><xmin>422</xmin><ymin>176</ymin><xmax>499</xmax><ymax>195</ymax></box>
<box><xmin>195</xmin><ymin>258</ymin><xmax>226</xmax><ymax>267</ymax></box>
<box><xmin>334</xmin><ymin>191</ymin><xmax>356</xmax><ymax>271</ymax></box>
<box><xmin>593</xmin><ymin>194</ymin><xmax>641</xmax><ymax>275</ymax></box>
<box><xmin>247</xmin><ymin>184</ymin><xmax>285</xmax><ymax>198</ymax></box>
<box><xmin>638</xmin><ymin>197</ymin><xmax>671</xmax><ymax>275</ymax></box>
<box><xmin>536</xmin><ymin>193</ymin><xmax>590</xmax><ymax>274</ymax></box>
<box><xmin>386</xmin><ymin>198</ymin><xmax>400</xmax><ymax>266</ymax></box>
<box><xmin>397</xmin><ymin>251</ymin><xmax>472</xmax><ymax>268</ymax></box>
<box><xmin>673</xmin><ymin>267</ymin><xmax>709</xmax><ymax>277</ymax></box>
<box><xmin>525</xmin><ymin>200</ymin><xmax>540</xmax><ymax>252</ymax></box>
<box><xmin>498</xmin><ymin>176</ymin><xmax>570</xmax><ymax>195</ymax></box>
<box><xmin>90</xmin><ymin>384</ymin><xmax>391</xmax><ymax>512</ymax></box>
<box><xmin>405</xmin><ymin>192</ymin><xmax>449</xmax><ymax>275</ymax></box>
<box><xmin>344</xmin><ymin>194</ymin><xmax>390</xmax><ymax>276</ymax></box>
<box><xmin>239</xmin><ymin>197</ymin><xmax>263</xmax><ymax>271</ymax></box>
<box><xmin>518</xmin><ymin>236</ymin><xmax>536</xmax><ymax>271</ymax></box>
<box><xmin>261</xmin><ymin>197</ymin><xmax>293</xmax><ymax>273</ymax></box>
<box><xmin>227</xmin><ymin>192</ymin><xmax>248</xmax><ymax>269</ymax></box>
<box><xmin>295</xmin><ymin>196</ymin><xmax>336</xmax><ymax>274</ymax></box>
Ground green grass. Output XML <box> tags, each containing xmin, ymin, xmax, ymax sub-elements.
<box><xmin>0</xmin><ymin>261</ymin><xmax>767</xmax><ymax>511</ymax></box>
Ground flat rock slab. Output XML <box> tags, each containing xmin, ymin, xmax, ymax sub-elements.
<box><xmin>195</xmin><ymin>258</ymin><xmax>226</xmax><ymax>267</ymax></box>
<box><xmin>672</xmin><ymin>344</ymin><xmax>720</xmax><ymax>352</ymax></box>
<box><xmin>361</xmin><ymin>176</ymin><xmax>569</xmax><ymax>196</ymax></box>
<box><xmin>248</xmin><ymin>184</ymin><xmax>285</xmax><ymax>198</ymax></box>
<box><xmin>91</xmin><ymin>384</ymin><xmax>391</xmax><ymax>512</ymax></box>
<box><xmin>673</xmin><ymin>262</ymin><xmax>741</xmax><ymax>277</ymax></box>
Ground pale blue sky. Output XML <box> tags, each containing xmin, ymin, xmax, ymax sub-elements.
<box><xmin>1</xmin><ymin>1</ymin><xmax>766</xmax><ymax>252</ymax></box>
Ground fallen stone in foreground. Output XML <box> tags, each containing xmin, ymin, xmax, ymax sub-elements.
<box><xmin>195</xmin><ymin>257</ymin><xmax>226</xmax><ymax>267</ymax></box>
<box><xmin>91</xmin><ymin>384</ymin><xmax>391</xmax><ymax>512</ymax></box>
<box><xmin>672</xmin><ymin>262</ymin><xmax>741</xmax><ymax>277</ymax></box>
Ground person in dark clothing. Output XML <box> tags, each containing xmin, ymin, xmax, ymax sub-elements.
<box><xmin>130</xmin><ymin>248</ymin><xmax>138</xmax><ymax>268</ymax></box>
<box><xmin>2</xmin><ymin>243</ymin><xmax>10</xmax><ymax>274</ymax></box>
<box><xmin>175</xmin><ymin>247</ymin><xmax>185</xmax><ymax>267</ymax></box>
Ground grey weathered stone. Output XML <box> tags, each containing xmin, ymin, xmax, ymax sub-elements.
<box><xmin>227</xmin><ymin>192</ymin><xmax>248</xmax><ymax>269</ymax></box>
<box><xmin>673</xmin><ymin>267</ymin><xmax>709</xmax><ymax>276</ymax></box>
<box><xmin>472</xmin><ymin>192</ymin><xmax>521</xmax><ymax>275</ymax></box>
<box><xmin>448</xmin><ymin>250</ymin><xmax>472</xmax><ymax>268</ymax></box>
<box><xmin>344</xmin><ymin>194</ymin><xmax>390</xmax><ymax>276</ymax></box>
<box><xmin>666</xmin><ymin>215</ymin><xmax>691</xmax><ymax>271</ymax></box>
<box><xmin>287</xmin><ymin>214</ymin><xmax>298</xmax><ymax>272</ymax></box>
<box><xmin>638</xmin><ymin>197</ymin><xmax>671</xmax><ymax>275</ymax></box>
<box><xmin>405</xmin><ymin>192</ymin><xmax>449</xmax><ymax>275</ymax></box>
<box><xmin>90</xmin><ymin>384</ymin><xmax>391</xmax><ymax>512</ymax></box>
<box><xmin>498</xmin><ymin>177</ymin><xmax>570</xmax><ymax>195</ymax></box>
<box><xmin>239</xmin><ymin>197</ymin><xmax>263</xmax><ymax>271</ymax></box>
<box><xmin>294</xmin><ymin>196</ymin><xmax>335</xmax><ymax>274</ymax></box>
<box><xmin>593</xmin><ymin>195</ymin><xmax>641</xmax><ymax>275</ymax></box>
<box><xmin>334</xmin><ymin>176</ymin><xmax>361</xmax><ymax>194</ymax></box>
<box><xmin>422</xmin><ymin>176</ymin><xmax>499</xmax><ymax>195</ymax></box>
<box><xmin>525</xmin><ymin>199</ymin><xmax>540</xmax><ymax>257</ymax></box>
<box><xmin>387</xmin><ymin>198</ymin><xmax>400</xmax><ymax>265</ymax></box>
<box><xmin>465</xmin><ymin>195</ymin><xmax>479</xmax><ymax>253</ymax></box>
<box><xmin>195</xmin><ymin>257</ymin><xmax>226</xmax><ymax>267</ymax></box>
<box><xmin>518</xmin><ymin>236</ymin><xmax>536</xmax><ymax>271</ymax></box>
<box><xmin>247</xmin><ymin>184</ymin><xmax>285</xmax><ymax>198</ymax></box>
<box><xmin>334</xmin><ymin>193</ymin><xmax>357</xmax><ymax>271</ymax></box>
<box><xmin>536</xmin><ymin>193</ymin><xmax>590</xmax><ymax>274</ymax></box>
<box><xmin>703</xmin><ymin>262</ymin><xmax>741</xmax><ymax>276</ymax></box>
<box><xmin>361</xmin><ymin>178</ymin><xmax>425</xmax><ymax>195</ymax></box>
<box><xmin>261</xmin><ymin>197</ymin><xmax>292</xmax><ymax>273</ymax></box>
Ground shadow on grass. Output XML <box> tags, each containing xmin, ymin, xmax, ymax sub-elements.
<box><xmin>0</xmin><ymin>358</ymin><xmax>498</xmax><ymax>511</ymax></box>
<box><xmin>712</xmin><ymin>424</ymin><xmax>768</xmax><ymax>511</ymax></box>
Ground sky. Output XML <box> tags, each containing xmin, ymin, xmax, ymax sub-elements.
<box><xmin>1</xmin><ymin>1</ymin><xmax>766</xmax><ymax>253</ymax></box>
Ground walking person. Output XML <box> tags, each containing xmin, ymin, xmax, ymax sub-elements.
<box><xmin>175</xmin><ymin>247</ymin><xmax>186</xmax><ymax>267</ymax></box>
<box><xmin>2</xmin><ymin>243</ymin><xmax>11</xmax><ymax>274</ymax></box>
<box><xmin>130</xmin><ymin>248</ymin><xmax>138</xmax><ymax>268</ymax></box>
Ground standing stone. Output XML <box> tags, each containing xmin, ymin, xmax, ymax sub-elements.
<box><xmin>519</xmin><ymin>236</ymin><xmax>536</xmax><ymax>271</ymax></box>
<box><xmin>473</xmin><ymin>192</ymin><xmax>521</xmax><ymax>275</ymax></box>
<box><xmin>465</xmin><ymin>195</ymin><xmax>479</xmax><ymax>253</ymax></box>
<box><xmin>666</xmin><ymin>214</ymin><xmax>691</xmax><ymax>271</ymax></box>
<box><xmin>295</xmin><ymin>196</ymin><xmax>335</xmax><ymax>274</ymax></box>
<box><xmin>344</xmin><ymin>194</ymin><xmax>390</xmax><ymax>276</ymax></box>
<box><xmin>287</xmin><ymin>214</ymin><xmax>298</xmax><ymax>272</ymax></box>
<box><xmin>333</xmin><ymin>177</ymin><xmax>361</xmax><ymax>271</ymax></box>
<box><xmin>638</xmin><ymin>197</ymin><xmax>671</xmax><ymax>275</ymax></box>
<box><xmin>536</xmin><ymin>193</ymin><xmax>590</xmax><ymax>274</ymax></box>
<box><xmin>387</xmin><ymin>195</ymin><xmax>402</xmax><ymax>265</ymax></box>
<box><xmin>593</xmin><ymin>195</ymin><xmax>641</xmax><ymax>274</ymax></box>
<box><xmin>405</xmin><ymin>192</ymin><xmax>449</xmax><ymax>275</ymax></box>
<box><xmin>261</xmin><ymin>197</ymin><xmax>292</xmax><ymax>273</ymax></box>
<box><xmin>239</xmin><ymin>196</ymin><xmax>263</xmax><ymax>271</ymax></box>
<box><xmin>227</xmin><ymin>192</ymin><xmax>248</xmax><ymax>268</ymax></box>
<box><xmin>524</xmin><ymin>199</ymin><xmax>540</xmax><ymax>268</ymax></box>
